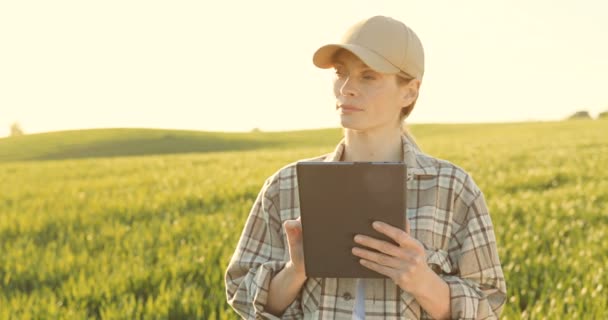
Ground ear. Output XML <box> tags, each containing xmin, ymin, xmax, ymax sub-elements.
<box><xmin>399</xmin><ymin>79</ymin><xmax>421</xmax><ymax>107</ymax></box>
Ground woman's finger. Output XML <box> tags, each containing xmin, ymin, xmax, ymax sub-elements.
<box><xmin>353</xmin><ymin>234</ymin><xmax>406</xmax><ymax>258</ymax></box>
<box><xmin>372</xmin><ymin>221</ymin><xmax>421</xmax><ymax>252</ymax></box>
<box><xmin>352</xmin><ymin>247</ymin><xmax>404</xmax><ymax>269</ymax></box>
<box><xmin>283</xmin><ymin>219</ymin><xmax>306</xmax><ymax>271</ymax></box>
<box><xmin>358</xmin><ymin>258</ymin><xmax>396</xmax><ymax>280</ymax></box>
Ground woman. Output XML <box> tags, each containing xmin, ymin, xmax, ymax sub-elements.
<box><xmin>225</xmin><ymin>16</ymin><xmax>506</xmax><ymax>319</ymax></box>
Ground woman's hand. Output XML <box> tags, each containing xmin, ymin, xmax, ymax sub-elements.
<box><xmin>351</xmin><ymin>220</ymin><xmax>433</xmax><ymax>296</ymax></box>
<box><xmin>283</xmin><ymin>217</ymin><xmax>307</xmax><ymax>279</ymax></box>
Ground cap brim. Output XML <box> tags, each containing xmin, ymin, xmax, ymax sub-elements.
<box><xmin>312</xmin><ymin>44</ymin><xmax>400</xmax><ymax>74</ymax></box>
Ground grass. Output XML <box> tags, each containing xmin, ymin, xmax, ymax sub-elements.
<box><xmin>1</xmin><ymin>119</ymin><xmax>607</xmax><ymax>319</ymax></box>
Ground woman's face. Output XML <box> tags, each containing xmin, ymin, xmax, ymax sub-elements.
<box><xmin>332</xmin><ymin>50</ymin><xmax>414</xmax><ymax>133</ymax></box>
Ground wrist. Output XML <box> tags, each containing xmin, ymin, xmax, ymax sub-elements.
<box><xmin>411</xmin><ymin>265</ymin><xmax>451</xmax><ymax>319</ymax></box>
<box><xmin>411</xmin><ymin>264</ymin><xmax>439</xmax><ymax>299</ymax></box>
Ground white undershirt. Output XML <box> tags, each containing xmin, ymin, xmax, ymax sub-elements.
<box><xmin>352</xmin><ymin>278</ymin><xmax>366</xmax><ymax>319</ymax></box>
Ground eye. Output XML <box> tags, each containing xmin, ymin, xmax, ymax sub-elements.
<box><xmin>362</xmin><ymin>73</ymin><xmax>377</xmax><ymax>80</ymax></box>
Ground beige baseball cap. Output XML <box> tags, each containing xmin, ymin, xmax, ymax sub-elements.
<box><xmin>313</xmin><ymin>16</ymin><xmax>425</xmax><ymax>80</ymax></box>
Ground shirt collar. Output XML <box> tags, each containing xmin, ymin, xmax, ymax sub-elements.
<box><xmin>322</xmin><ymin>133</ymin><xmax>439</xmax><ymax>176</ymax></box>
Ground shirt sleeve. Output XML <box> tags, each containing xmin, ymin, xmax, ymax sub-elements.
<box><xmin>443</xmin><ymin>189</ymin><xmax>507</xmax><ymax>319</ymax></box>
<box><xmin>224</xmin><ymin>177</ymin><xmax>303</xmax><ymax>319</ymax></box>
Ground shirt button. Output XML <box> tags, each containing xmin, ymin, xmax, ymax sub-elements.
<box><xmin>342</xmin><ymin>292</ymin><xmax>352</xmax><ymax>301</ymax></box>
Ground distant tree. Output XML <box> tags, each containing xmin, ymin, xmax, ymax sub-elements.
<box><xmin>599</xmin><ymin>110</ymin><xmax>608</xmax><ymax>119</ymax></box>
<box><xmin>567</xmin><ymin>110</ymin><xmax>592</xmax><ymax>120</ymax></box>
<box><xmin>251</xmin><ymin>128</ymin><xmax>262</xmax><ymax>133</ymax></box>
<box><xmin>10</xmin><ymin>122</ymin><xmax>24</xmax><ymax>136</ymax></box>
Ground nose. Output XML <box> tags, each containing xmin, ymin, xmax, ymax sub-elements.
<box><xmin>338</xmin><ymin>76</ymin><xmax>357</xmax><ymax>97</ymax></box>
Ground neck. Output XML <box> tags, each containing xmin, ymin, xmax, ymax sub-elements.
<box><xmin>341</xmin><ymin>127</ymin><xmax>403</xmax><ymax>162</ymax></box>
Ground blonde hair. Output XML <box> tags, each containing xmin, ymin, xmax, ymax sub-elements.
<box><xmin>397</xmin><ymin>74</ymin><xmax>422</xmax><ymax>152</ymax></box>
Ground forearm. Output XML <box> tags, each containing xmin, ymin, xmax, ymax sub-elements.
<box><xmin>266</xmin><ymin>262</ymin><xmax>308</xmax><ymax>317</ymax></box>
<box><xmin>413</xmin><ymin>268</ymin><xmax>451</xmax><ymax>319</ymax></box>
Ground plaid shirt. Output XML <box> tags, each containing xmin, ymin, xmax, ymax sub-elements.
<box><xmin>225</xmin><ymin>133</ymin><xmax>507</xmax><ymax>319</ymax></box>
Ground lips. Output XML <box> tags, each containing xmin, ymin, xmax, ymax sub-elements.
<box><xmin>339</xmin><ymin>104</ymin><xmax>363</xmax><ymax>111</ymax></box>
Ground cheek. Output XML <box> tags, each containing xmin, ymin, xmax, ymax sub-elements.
<box><xmin>365</xmin><ymin>89</ymin><xmax>387</xmax><ymax>107</ymax></box>
<box><xmin>369</xmin><ymin>90</ymin><xmax>402</xmax><ymax>116</ymax></box>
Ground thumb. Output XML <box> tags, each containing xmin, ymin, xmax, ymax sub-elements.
<box><xmin>284</xmin><ymin>219</ymin><xmax>301</xmax><ymax>235</ymax></box>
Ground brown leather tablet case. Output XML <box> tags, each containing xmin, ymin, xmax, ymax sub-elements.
<box><xmin>296</xmin><ymin>161</ymin><xmax>406</xmax><ymax>278</ymax></box>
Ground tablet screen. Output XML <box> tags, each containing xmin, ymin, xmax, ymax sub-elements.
<box><xmin>296</xmin><ymin>161</ymin><xmax>406</xmax><ymax>278</ymax></box>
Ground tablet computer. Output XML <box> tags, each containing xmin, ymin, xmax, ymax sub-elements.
<box><xmin>296</xmin><ymin>161</ymin><xmax>406</xmax><ymax>278</ymax></box>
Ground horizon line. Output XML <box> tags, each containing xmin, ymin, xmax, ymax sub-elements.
<box><xmin>4</xmin><ymin>118</ymin><xmax>606</xmax><ymax>139</ymax></box>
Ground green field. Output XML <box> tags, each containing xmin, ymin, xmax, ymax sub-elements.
<box><xmin>1</xmin><ymin>120</ymin><xmax>607</xmax><ymax>319</ymax></box>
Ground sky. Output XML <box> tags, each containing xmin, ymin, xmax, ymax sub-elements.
<box><xmin>1</xmin><ymin>0</ymin><xmax>607</xmax><ymax>137</ymax></box>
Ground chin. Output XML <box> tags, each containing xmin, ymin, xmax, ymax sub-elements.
<box><xmin>340</xmin><ymin>118</ymin><xmax>396</xmax><ymax>134</ymax></box>
<box><xmin>339</xmin><ymin>118</ymin><xmax>369</xmax><ymax>131</ymax></box>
